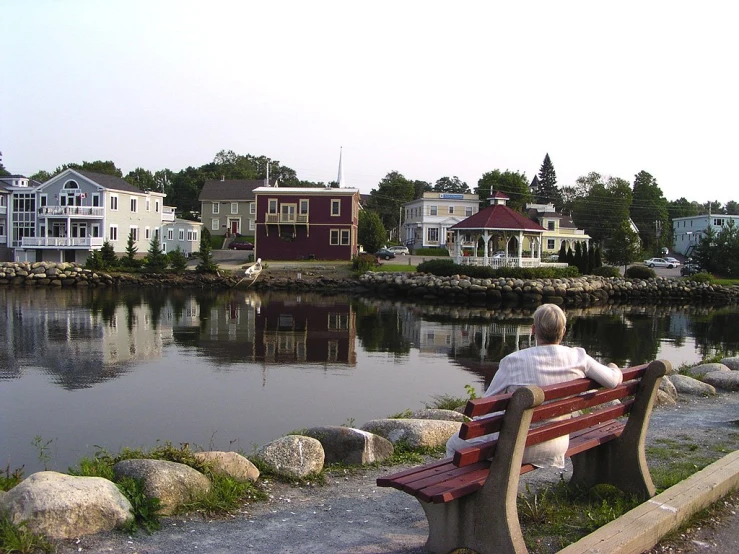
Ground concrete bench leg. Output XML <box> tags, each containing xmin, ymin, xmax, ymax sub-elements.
<box><xmin>570</xmin><ymin>360</ymin><xmax>669</xmax><ymax>499</ymax></box>
<box><xmin>419</xmin><ymin>386</ymin><xmax>544</xmax><ymax>554</ymax></box>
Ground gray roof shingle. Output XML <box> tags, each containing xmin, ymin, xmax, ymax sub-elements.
<box><xmin>198</xmin><ymin>179</ymin><xmax>273</xmax><ymax>202</ymax></box>
<box><xmin>76</xmin><ymin>170</ymin><xmax>144</xmax><ymax>193</ymax></box>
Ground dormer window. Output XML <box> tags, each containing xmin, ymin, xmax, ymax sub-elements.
<box><xmin>64</xmin><ymin>180</ymin><xmax>80</xmax><ymax>189</ymax></box>
<box><xmin>547</xmin><ymin>221</ymin><xmax>555</xmax><ymax>231</ymax></box>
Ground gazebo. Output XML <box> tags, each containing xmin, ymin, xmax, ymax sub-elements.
<box><xmin>448</xmin><ymin>192</ymin><xmax>548</xmax><ymax>268</ymax></box>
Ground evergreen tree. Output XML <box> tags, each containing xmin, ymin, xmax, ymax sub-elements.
<box><xmin>558</xmin><ymin>241</ymin><xmax>567</xmax><ymax>263</ymax></box>
<box><xmin>604</xmin><ymin>221</ymin><xmax>641</xmax><ymax>270</ymax></box>
<box><xmin>595</xmin><ymin>246</ymin><xmax>602</xmax><ymax>268</ymax></box>
<box><xmin>630</xmin><ymin>171</ymin><xmax>669</xmax><ymax>254</ymax></box>
<box><xmin>196</xmin><ymin>227</ymin><xmax>219</xmax><ymax>273</ymax></box>
<box><xmin>536</xmin><ymin>153</ymin><xmax>562</xmax><ymax>208</ymax></box>
<box><xmin>566</xmin><ymin>246</ymin><xmax>575</xmax><ymax>267</ymax></box>
<box><xmin>574</xmin><ymin>241</ymin><xmax>584</xmax><ymax>273</ymax></box>
<box><xmin>168</xmin><ymin>247</ymin><xmax>188</xmax><ymax>273</ymax></box>
<box><xmin>144</xmin><ymin>233</ymin><xmax>168</xmax><ymax>272</ymax></box>
<box><xmin>85</xmin><ymin>249</ymin><xmax>103</xmax><ymax>270</ymax></box>
<box><xmin>588</xmin><ymin>243</ymin><xmax>597</xmax><ymax>273</ymax></box>
<box><xmin>122</xmin><ymin>230</ymin><xmax>138</xmax><ymax>268</ymax></box>
<box><xmin>100</xmin><ymin>240</ymin><xmax>118</xmax><ymax>269</ymax></box>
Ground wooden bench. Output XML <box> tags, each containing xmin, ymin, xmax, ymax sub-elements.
<box><xmin>377</xmin><ymin>359</ymin><xmax>670</xmax><ymax>554</ymax></box>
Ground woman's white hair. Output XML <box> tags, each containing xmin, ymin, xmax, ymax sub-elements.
<box><xmin>533</xmin><ymin>303</ymin><xmax>567</xmax><ymax>344</ymax></box>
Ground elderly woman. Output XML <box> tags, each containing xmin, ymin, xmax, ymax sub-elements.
<box><xmin>445</xmin><ymin>303</ymin><xmax>623</xmax><ymax>468</ymax></box>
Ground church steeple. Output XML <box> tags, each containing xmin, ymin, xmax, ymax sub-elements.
<box><xmin>336</xmin><ymin>147</ymin><xmax>345</xmax><ymax>188</ymax></box>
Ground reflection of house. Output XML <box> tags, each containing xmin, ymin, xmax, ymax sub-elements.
<box><xmin>672</xmin><ymin>214</ymin><xmax>739</xmax><ymax>256</ymax></box>
<box><xmin>402</xmin><ymin>192</ymin><xmax>480</xmax><ymax>251</ymax></box>
<box><xmin>198</xmin><ymin>179</ymin><xmax>270</xmax><ymax>238</ymax></box>
<box><xmin>526</xmin><ymin>202</ymin><xmax>590</xmax><ymax>255</ymax></box>
<box><xmin>10</xmin><ymin>169</ymin><xmax>167</xmax><ymax>264</ymax></box>
<box><xmin>254</xmin><ymin>187</ymin><xmax>360</xmax><ymax>261</ymax></box>
<box><xmin>255</xmin><ymin>295</ymin><xmax>356</xmax><ymax>365</ymax></box>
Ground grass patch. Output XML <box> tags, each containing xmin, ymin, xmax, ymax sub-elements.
<box><xmin>0</xmin><ymin>512</ymin><xmax>55</xmax><ymax>554</ymax></box>
<box><xmin>373</xmin><ymin>263</ymin><xmax>416</xmax><ymax>272</ymax></box>
<box><xmin>0</xmin><ymin>465</ymin><xmax>23</xmax><ymax>493</ymax></box>
<box><xmin>713</xmin><ymin>278</ymin><xmax>739</xmax><ymax>286</ymax></box>
<box><xmin>424</xmin><ymin>394</ymin><xmax>467</xmax><ymax>411</ymax></box>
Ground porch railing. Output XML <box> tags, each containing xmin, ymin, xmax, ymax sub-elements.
<box><xmin>38</xmin><ymin>206</ymin><xmax>105</xmax><ymax>217</ymax></box>
<box><xmin>21</xmin><ymin>237</ymin><xmax>105</xmax><ymax>248</ymax></box>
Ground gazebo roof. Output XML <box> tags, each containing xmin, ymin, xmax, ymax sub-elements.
<box><xmin>450</xmin><ymin>204</ymin><xmax>546</xmax><ymax>232</ymax></box>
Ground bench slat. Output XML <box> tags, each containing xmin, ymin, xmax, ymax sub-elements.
<box><xmin>460</xmin><ymin>380</ymin><xmax>640</xmax><ymax>440</ymax></box>
<box><xmin>454</xmin><ymin>401</ymin><xmax>633</xmax><ymax>466</ymax></box>
<box><xmin>376</xmin><ymin>457</ymin><xmax>453</xmax><ymax>488</ymax></box>
<box><xmin>463</xmin><ymin>364</ymin><xmax>647</xmax><ymax>418</ymax></box>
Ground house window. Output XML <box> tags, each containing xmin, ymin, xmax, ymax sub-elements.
<box><xmin>212</xmin><ymin>218</ymin><xmax>219</xmax><ymax>231</ymax></box>
<box><xmin>714</xmin><ymin>218</ymin><xmax>725</xmax><ymax>226</ymax></box>
<box><xmin>328</xmin><ymin>313</ymin><xmax>349</xmax><ymax>330</ymax></box>
<box><xmin>146</xmin><ymin>198</ymin><xmax>151</xmax><ymax>212</ymax></box>
<box><xmin>299</xmin><ymin>199</ymin><xmax>309</xmax><ymax>215</ymax></box>
<box><xmin>249</xmin><ymin>219</ymin><xmax>255</xmax><ymax>231</ymax></box>
<box><xmin>64</xmin><ymin>180</ymin><xmax>79</xmax><ymax>190</ymax></box>
<box><xmin>281</xmin><ymin>204</ymin><xmax>296</xmax><ymax>222</ymax></box>
<box><xmin>547</xmin><ymin>221</ymin><xmax>555</xmax><ymax>231</ymax></box>
<box><xmin>466</xmin><ymin>206</ymin><xmax>473</xmax><ymax>216</ymax></box>
<box><xmin>110</xmin><ymin>195</ymin><xmax>118</xmax><ymax>211</ymax></box>
<box><xmin>330</xmin><ymin>229</ymin><xmax>340</xmax><ymax>245</ymax></box>
<box><xmin>109</xmin><ymin>225</ymin><xmax>118</xmax><ymax>241</ymax></box>
<box><xmin>213</xmin><ymin>203</ymin><xmax>220</xmax><ymax>214</ymax></box>
<box><xmin>250</xmin><ymin>202</ymin><xmax>256</xmax><ymax>215</ymax></box>
<box><xmin>39</xmin><ymin>194</ymin><xmax>47</xmax><ymax>207</ymax></box>
<box><xmin>430</xmin><ymin>205</ymin><xmax>437</xmax><ymax>216</ymax></box>
<box><xmin>130</xmin><ymin>198</ymin><xmax>138</xmax><ymax>212</ymax></box>
<box><xmin>178</xmin><ymin>229</ymin><xmax>185</xmax><ymax>241</ymax></box>
<box><xmin>231</xmin><ymin>202</ymin><xmax>238</xmax><ymax>214</ymax></box>
<box><xmin>331</xmin><ymin>199</ymin><xmax>341</xmax><ymax>216</ymax></box>
<box><xmin>547</xmin><ymin>239</ymin><xmax>556</xmax><ymax>250</ymax></box>
<box><xmin>0</xmin><ymin>223</ymin><xmax>5</xmax><ymax>236</ymax></box>
<box><xmin>155</xmin><ymin>200</ymin><xmax>159</xmax><ymax>212</ymax></box>
<box><xmin>268</xmin><ymin>199</ymin><xmax>278</xmax><ymax>214</ymax></box>
<box><xmin>341</xmin><ymin>229</ymin><xmax>350</xmax><ymax>245</ymax></box>
<box><xmin>427</xmin><ymin>228</ymin><xmax>439</xmax><ymax>242</ymax></box>
<box><xmin>92</xmin><ymin>194</ymin><xmax>100</xmax><ymax>207</ymax></box>
<box><xmin>167</xmin><ymin>229</ymin><xmax>174</xmax><ymax>240</ymax></box>
<box><xmin>130</xmin><ymin>226</ymin><xmax>139</xmax><ymax>241</ymax></box>
<box><xmin>161</xmin><ymin>243</ymin><xmax>166</xmax><ymax>253</ymax></box>
<box><xmin>448</xmin><ymin>206</ymin><xmax>454</xmax><ymax>214</ymax></box>
<box><xmin>145</xmin><ymin>227</ymin><xmax>150</xmax><ymax>240</ymax></box>
<box><xmin>189</xmin><ymin>231</ymin><xmax>198</xmax><ymax>242</ymax></box>
<box><xmin>90</xmin><ymin>224</ymin><xmax>100</xmax><ymax>238</ymax></box>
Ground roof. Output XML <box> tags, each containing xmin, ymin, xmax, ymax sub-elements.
<box><xmin>69</xmin><ymin>170</ymin><xmax>144</xmax><ymax>194</ymax></box>
<box><xmin>451</xmin><ymin>204</ymin><xmax>546</xmax><ymax>232</ymax></box>
<box><xmin>199</xmin><ymin>179</ymin><xmax>273</xmax><ymax>201</ymax></box>
<box><xmin>253</xmin><ymin>186</ymin><xmax>358</xmax><ymax>195</ymax></box>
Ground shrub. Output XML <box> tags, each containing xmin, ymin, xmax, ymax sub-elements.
<box><xmin>625</xmin><ymin>265</ymin><xmax>656</xmax><ymax>279</ymax></box>
<box><xmin>494</xmin><ymin>266</ymin><xmax>579</xmax><ymax>279</ymax></box>
<box><xmin>168</xmin><ymin>248</ymin><xmax>188</xmax><ymax>272</ymax></box>
<box><xmin>415</xmin><ymin>247</ymin><xmax>449</xmax><ymax>257</ymax></box>
<box><xmin>352</xmin><ymin>253</ymin><xmax>377</xmax><ymax>273</ymax></box>
<box><xmin>591</xmin><ymin>266</ymin><xmax>621</xmax><ymax>278</ymax></box>
<box><xmin>85</xmin><ymin>249</ymin><xmax>103</xmax><ymax>270</ymax></box>
<box><xmin>416</xmin><ymin>260</ymin><xmax>579</xmax><ymax>279</ymax></box>
<box><xmin>689</xmin><ymin>271</ymin><xmax>714</xmax><ymax>283</ymax></box>
<box><xmin>416</xmin><ymin>258</ymin><xmax>457</xmax><ymax>276</ymax></box>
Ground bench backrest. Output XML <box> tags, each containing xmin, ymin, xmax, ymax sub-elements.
<box><xmin>453</xmin><ymin>363</ymin><xmax>653</xmax><ymax>467</ymax></box>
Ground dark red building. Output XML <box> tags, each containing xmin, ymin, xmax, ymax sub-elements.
<box><xmin>253</xmin><ymin>187</ymin><xmax>360</xmax><ymax>261</ymax></box>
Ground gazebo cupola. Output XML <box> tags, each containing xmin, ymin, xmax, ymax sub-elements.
<box><xmin>489</xmin><ymin>191</ymin><xmax>510</xmax><ymax>206</ymax></box>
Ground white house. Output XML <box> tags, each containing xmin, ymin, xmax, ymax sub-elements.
<box><xmin>402</xmin><ymin>192</ymin><xmax>480</xmax><ymax>250</ymax></box>
<box><xmin>673</xmin><ymin>214</ymin><xmax>739</xmax><ymax>256</ymax></box>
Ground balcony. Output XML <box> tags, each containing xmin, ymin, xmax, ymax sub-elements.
<box><xmin>162</xmin><ymin>206</ymin><xmax>176</xmax><ymax>222</ymax></box>
<box><xmin>21</xmin><ymin>237</ymin><xmax>105</xmax><ymax>249</ymax></box>
<box><xmin>38</xmin><ymin>206</ymin><xmax>105</xmax><ymax>218</ymax></box>
<box><xmin>266</xmin><ymin>213</ymin><xmax>309</xmax><ymax>224</ymax></box>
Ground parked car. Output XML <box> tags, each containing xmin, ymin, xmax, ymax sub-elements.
<box><xmin>663</xmin><ymin>256</ymin><xmax>681</xmax><ymax>266</ymax></box>
<box><xmin>681</xmin><ymin>261</ymin><xmax>702</xmax><ymax>276</ymax></box>
<box><xmin>388</xmin><ymin>245</ymin><xmax>410</xmax><ymax>255</ymax></box>
<box><xmin>375</xmin><ymin>248</ymin><xmax>396</xmax><ymax>260</ymax></box>
<box><xmin>229</xmin><ymin>240</ymin><xmax>254</xmax><ymax>250</ymax></box>
<box><xmin>643</xmin><ymin>257</ymin><xmax>676</xmax><ymax>268</ymax></box>
<box><xmin>491</xmin><ymin>252</ymin><xmax>506</xmax><ymax>259</ymax></box>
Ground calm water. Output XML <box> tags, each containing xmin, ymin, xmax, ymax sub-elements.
<box><xmin>2</xmin><ymin>287</ymin><xmax>738</xmax><ymax>474</ymax></box>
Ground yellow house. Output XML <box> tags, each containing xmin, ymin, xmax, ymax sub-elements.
<box><xmin>526</xmin><ymin>203</ymin><xmax>590</xmax><ymax>256</ymax></box>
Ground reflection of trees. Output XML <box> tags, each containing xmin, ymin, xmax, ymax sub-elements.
<box><xmin>354</xmin><ymin>300</ymin><xmax>411</xmax><ymax>354</ymax></box>
<box><xmin>688</xmin><ymin>309</ymin><xmax>739</xmax><ymax>359</ymax></box>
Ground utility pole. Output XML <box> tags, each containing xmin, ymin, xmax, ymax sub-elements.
<box><xmin>398</xmin><ymin>204</ymin><xmax>403</xmax><ymax>243</ymax></box>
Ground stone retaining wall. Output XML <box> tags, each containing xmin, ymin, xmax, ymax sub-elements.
<box><xmin>359</xmin><ymin>272</ymin><xmax>739</xmax><ymax>306</ymax></box>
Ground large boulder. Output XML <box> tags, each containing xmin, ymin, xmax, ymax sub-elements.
<box><xmin>720</xmin><ymin>357</ymin><xmax>739</xmax><ymax>371</ymax></box>
<box><xmin>303</xmin><ymin>426</ymin><xmax>393</xmax><ymax>465</ymax></box>
<box><xmin>701</xmin><ymin>371</ymin><xmax>739</xmax><ymax>392</ymax></box>
<box><xmin>408</xmin><ymin>409</ymin><xmax>467</xmax><ymax>422</ymax></box>
<box><xmin>113</xmin><ymin>459</ymin><xmax>211</xmax><ymax>516</ymax></box>
<box><xmin>193</xmin><ymin>451</ymin><xmax>260</xmax><ymax>482</ymax></box>
<box><xmin>255</xmin><ymin>435</ymin><xmax>324</xmax><ymax>478</ymax></box>
<box><xmin>360</xmin><ymin>419</ymin><xmax>461</xmax><ymax>449</ymax></box>
<box><xmin>660</xmin><ymin>377</ymin><xmax>679</xmax><ymax>402</ymax></box>
<box><xmin>670</xmin><ymin>374</ymin><xmax>717</xmax><ymax>396</ymax></box>
<box><xmin>655</xmin><ymin>389</ymin><xmax>677</xmax><ymax>407</ymax></box>
<box><xmin>682</xmin><ymin>363</ymin><xmax>731</xmax><ymax>378</ymax></box>
<box><xmin>0</xmin><ymin>471</ymin><xmax>132</xmax><ymax>539</ymax></box>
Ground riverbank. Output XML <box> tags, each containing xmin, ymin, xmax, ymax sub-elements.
<box><xmin>46</xmin><ymin>390</ymin><xmax>739</xmax><ymax>554</ymax></box>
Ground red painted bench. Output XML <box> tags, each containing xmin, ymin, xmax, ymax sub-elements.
<box><xmin>377</xmin><ymin>359</ymin><xmax>670</xmax><ymax>554</ymax></box>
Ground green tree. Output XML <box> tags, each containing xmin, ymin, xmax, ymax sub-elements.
<box><xmin>0</xmin><ymin>151</ymin><xmax>10</xmax><ymax>176</ymax></box>
<box><xmin>558</xmin><ymin>241</ymin><xmax>567</xmax><ymax>263</ymax></box>
<box><xmin>167</xmin><ymin>248</ymin><xmax>188</xmax><ymax>273</ymax></box>
<box><xmin>630</xmin><ymin>171</ymin><xmax>669</xmax><ymax>254</ymax></box>
<box><xmin>122</xmin><ymin>230</ymin><xmax>138</xmax><ymax>269</ymax></box>
<box><xmin>536</xmin><ymin>153</ymin><xmax>561</xmax><ymax>208</ymax></box>
<box><xmin>433</xmin><ymin>176</ymin><xmax>470</xmax><ymax>194</ymax></box>
<box><xmin>412</xmin><ymin>179</ymin><xmax>432</xmax><ymax>199</ymax></box>
<box><xmin>29</xmin><ymin>169</ymin><xmax>53</xmax><ymax>182</ymax></box>
<box><xmin>693</xmin><ymin>221</ymin><xmax>739</xmax><ymax>277</ymax></box>
<box><xmin>475</xmin><ymin>170</ymin><xmax>532</xmax><ymax>212</ymax></box>
<box><xmin>358</xmin><ymin>210</ymin><xmax>387</xmax><ymax>253</ymax></box>
<box><xmin>667</xmin><ymin>197</ymin><xmax>699</xmax><ymax>219</ymax></box>
<box><xmin>571</xmin><ymin>173</ymin><xmax>633</xmax><ymax>246</ymax></box>
<box><xmin>725</xmin><ymin>201</ymin><xmax>739</xmax><ymax>215</ymax></box>
<box><xmin>125</xmin><ymin>167</ymin><xmax>157</xmax><ymax>191</ymax></box>
<box><xmin>196</xmin><ymin>227</ymin><xmax>218</xmax><ymax>273</ymax></box>
<box><xmin>85</xmin><ymin>249</ymin><xmax>103</xmax><ymax>270</ymax></box>
<box><xmin>603</xmin><ymin>221</ymin><xmax>641</xmax><ymax>270</ymax></box>
<box><xmin>144</xmin><ymin>233</ymin><xmax>168</xmax><ymax>272</ymax></box>
<box><xmin>367</xmin><ymin>171</ymin><xmax>414</xmax><ymax>235</ymax></box>
<box><xmin>100</xmin><ymin>240</ymin><xmax>118</xmax><ymax>269</ymax></box>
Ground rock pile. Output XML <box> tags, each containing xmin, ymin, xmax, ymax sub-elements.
<box><xmin>359</xmin><ymin>272</ymin><xmax>739</xmax><ymax>306</ymax></box>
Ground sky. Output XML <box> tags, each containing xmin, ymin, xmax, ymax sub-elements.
<box><xmin>2</xmin><ymin>1</ymin><xmax>737</xmax><ymax>203</ymax></box>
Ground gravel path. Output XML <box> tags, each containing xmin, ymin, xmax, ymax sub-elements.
<box><xmin>55</xmin><ymin>392</ymin><xmax>739</xmax><ymax>554</ymax></box>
